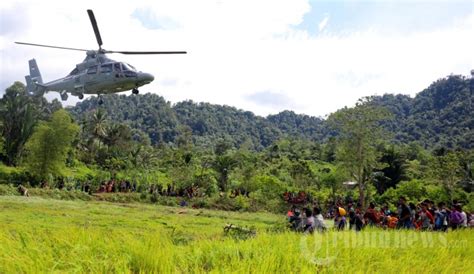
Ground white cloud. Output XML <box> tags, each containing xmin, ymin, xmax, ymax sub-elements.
<box><xmin>318</xmin><ymin>14</ymin><xmax>329</xmax><ymax>32</ymax></box>
<box><xmin>0</xmin><ymin>0</ymin><xmax>472</xmax><ymax>117</ymax></box>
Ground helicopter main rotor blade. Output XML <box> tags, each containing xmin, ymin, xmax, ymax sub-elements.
<box><xmin>105</xmin><ymin>50</ymin><xmax>187</xmax><ymax>55</ymax></box>
<box><xmin>87</xmin><ymin>9</ymin><xmax>103</xmax><ymax>48</ymax></box>
<box><xmin>15</xmin><ymin>42</ymin><xmax>88</xmax><ymax>52</ymax></box>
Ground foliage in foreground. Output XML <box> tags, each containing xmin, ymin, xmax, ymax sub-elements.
<box><xmin>24</xmin><ymin>109</ymin><xmax>79</xmax><ymax>180</ymax></box>
<box><xmin>0</xmin><ymin>197</ymin><xmax>473</xmax><ymax>273</ymax></box>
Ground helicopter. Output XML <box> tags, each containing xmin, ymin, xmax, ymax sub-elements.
<box><xmin>16</xmin><ymin>9</ymin><xmax>186</xmax><ymax>104</ymax></box>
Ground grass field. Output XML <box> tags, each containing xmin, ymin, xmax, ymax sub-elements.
<box><xmin>0</xmin><ymin>196</ymin><xmax>473</xmax><ymax>273</ymax></box>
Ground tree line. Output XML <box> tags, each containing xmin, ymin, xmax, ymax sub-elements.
<box><xmin>0</xmin><ymin>73</ymin><xmax>472</xmax><ymax>211</ymax></box>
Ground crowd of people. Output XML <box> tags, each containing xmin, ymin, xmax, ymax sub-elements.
<box><xmin>97</xmin><ymin>179</ymin><xmax>136</xmax><ymax>193</ymax></box>
<box><xmin>287</xmin><ymin>196</ymin><xmax>473</xmax><ymax>233</ymax></box>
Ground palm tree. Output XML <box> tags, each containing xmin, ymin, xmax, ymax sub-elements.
<box><xmin>0</xmin><ymin>82</ymin><xmax>38</xmax><ymax>165</ymax></box>
<box><xmin>89</xmin><ymin>108</ymin><xmax>108</xmax><ymax>147</ymax></box>
<box><xmin>213</xmin><ymin>153</ymin><xmax>237</xmax><ymax>192</ymax></box>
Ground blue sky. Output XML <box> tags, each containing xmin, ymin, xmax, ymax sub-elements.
<box><xmin>1</xmin><ymin>0</ymin><xmax>473</xmax><ymax>117</ymax></box>
<box><xmin>295</xmin><ymin>1</ymin><xmax>473</xmax><ymax>35</ymax></box>
<box><xmin>131</xmin><ymin>8</ymin><xmax>180</xmax><ymax>30</ymax></box>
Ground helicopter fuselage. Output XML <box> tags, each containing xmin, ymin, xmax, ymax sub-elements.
<box><xmin>42</xmin><ymin>55</ymin><xmax>154</xmax><ymax>99</ymax></box>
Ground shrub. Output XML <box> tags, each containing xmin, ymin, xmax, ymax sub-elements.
<box><xmin>378</xmin><ymin>179</ymin><xmax>428</xmax><ymax>204</ymax></box>
<box><xmin>0</xmin><ymin>184</ymin><xmax>18</xmax><ymax>195</ymax></box>
<box><xmin>0</xmin><ymin>165</ymin><xmax>35</xmax><ymax>186</ymax></box>
<box><xmin>234</xmin><ymin>195</ymin><xmax>250</xmax><ymax>211</ymax></box>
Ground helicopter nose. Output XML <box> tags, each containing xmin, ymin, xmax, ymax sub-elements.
<box><xmin>141</xmin><ymin>72</ymin><xmax>154</xmax><ymax>83</ymax></box>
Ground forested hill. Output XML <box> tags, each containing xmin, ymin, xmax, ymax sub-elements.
<box><xmin>68</xmin><ymin>74</ymin><xmax>473</xmax><ymax>150</ymax></box>
<box><xmin>68</xmin><ymin>94</ymin><xmax>328</xmax><ymax>150</ymax></box>
<box><xmin>371</xmin><ymin>75</ymin><xmax>473</xmax><ymax>149</ymax></box>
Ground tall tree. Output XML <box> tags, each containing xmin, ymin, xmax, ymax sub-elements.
<box><xmin>328</xmin><ymin>98</ymin><xmax>391</xmax><ymax>207</ymax></box>
<box><xmin>430</xmin><ymin>151</ymin><xmax>464</xmax><ymax>201</ymax></box>
<box><xmin>0</xmin><ymin>82</ymin><xmax>38</xmax><ymax>165</ymax></box>
<box><xmin>373</xmin><ymin>144</ymin><xmax>408</xmax><ymax>194</ymax></box>
<box><xmin>212</xmin><ymin>138</ymin><xmax>238</xmax><ymax>191</ymax></box>
<box><xmin>90</xmin><ymin>108</ymin><xmax>108</xmax><ymax>145</ymax></box>
<box><xmin>0</xmin><ymin>121</ymin><xmax>4</xmax><ymax>158</ymax></box>
<box><xmin>213</xmin><ymin>153</ymin><xmax>237</xmax><ymax>192</ymax></box>
<box><xmin>24</xmin><ymin>110</ymin><xmax>79</xmax><ymax>180</ymax></box>
<box><xmin>0</xmin><ymin>82</ymin><xmax>62</xmax><ymax>166</ymax></box>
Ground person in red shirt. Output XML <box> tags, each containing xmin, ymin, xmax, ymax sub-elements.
<box><xmin>387</xmin><ymin>213</ymin><xmax>398</xmax><ymax>229</ymax></box>
<box><xmin>364</xmin><ymin>202</ymin><xmax>380</xmax><ymax>226</ymax></box>
<box><xmin>420</xmin><ymin>203</ymin><xmax>434</xmax><ymax>230</ymax></box>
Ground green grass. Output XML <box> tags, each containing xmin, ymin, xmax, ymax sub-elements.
<box><xmin>0</xmin><ymin>196</ymin><xmax>473</xmax><ymax>273</ymax></box>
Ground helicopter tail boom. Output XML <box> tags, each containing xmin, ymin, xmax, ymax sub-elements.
<box><xmin>25</xmin><ymin>59</ymin><xmax>46</xmax><ymax>96</ymax></box>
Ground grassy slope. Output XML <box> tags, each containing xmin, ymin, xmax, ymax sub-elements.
<box><xmin>0</xmin><ymin>196</ymin><xmax>473</xmax><ymax>273</ymax></box>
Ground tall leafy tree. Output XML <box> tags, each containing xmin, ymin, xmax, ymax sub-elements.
<box><xmin>0</xmin><ymin>82</ymin><xmax>62</xmax><ymax>166</ymax></box>
<box><xmin>328</xmin><ymin>98</ymin><xmax>391</xmax><ymax>207</ymax></box>
<box><xmin>373</xmin><ymin>144</ymin><xmax>408</xmax><ymax>194</ymax></box>
<box><xmin>0</xmin><ymin>82</ymin><xmax>37</xmax><ymax>165</ymax></box>
<box><xmin>77</xmin><ymin>108</ymin><xmax>109</xmax><ymax>165</ymax></box>
<box><xmin>212</xmin><ymin>139</ymin><xmax>237</xmax><ymax>192</ymax></box>
<box><xmin>0</xmin><ymin>122</ymin><xmax>4</xmax><ymax>158</ymax></box>
<box><xmin>24</xmin><ymin>110</ymin><xmax>79</xmax><ymax>180</ymax></box>
<box><xmin>430</xmin><ymin>151</ymin><xmax>464</xmax><ymax>201</ymax></box>
<box><xmin>213</xmin><ymin>153</ymin><xmax>237</xmax><ymax>192</ymax></box>
<box><xmin>90</xmin><ymin>108</ymin><xmax>108</xmax><ymax>145</ymax></box>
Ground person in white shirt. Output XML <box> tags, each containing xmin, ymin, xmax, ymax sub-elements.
<box><xmin>460</xmin><ymin>205</ymin><xmax>468</xmax><ymax>228</ymax></box>
<box><xmin>313</xmin><ymin>207</ymin><xmax>327</xmax><ymax>232</ymax></box>
<box><xmin>303</xmin><ymin>208</ymin><xmax>315</xmax><ymax>233</ymax></box>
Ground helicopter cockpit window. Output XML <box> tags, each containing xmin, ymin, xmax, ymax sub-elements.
<box><xmin>122</xmin><ymin>63</ymin><xmax>137</xmax><ymax>72</ymax></box>
<box><xmin>100</xmin><ymin>64</ymin><xmax>113</xmax><ymax>73</ymax></box>
<box><xmin>114</xmin><ymin>63</ymin><xmax>121</xmax><ymax>72</ymax></box>
<box><xmin>87</xmin><ymin>66</ymin><xmax>97</xmax><ymax>74</ymax></box>
<box><xmin>68</xmin><ymin>67</ymin><xmax>79</xmax><ymax>76</ymax></box>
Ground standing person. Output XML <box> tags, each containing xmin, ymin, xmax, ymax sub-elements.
<box><xmin>427</xmin><ymin>200</ymin><xmax>436</xmax><ymax>217</ymax></box>
<box><xmin>287</xmin><ymin>206</ymin><xmax>295</xmax><ymax>221</ymax></box>
<box><xmin>334</xmin><ymin>206</ymin><xmax>346</xmax><ymax>231</ymax></box>
<box><xmin>304</xmin><ymin>208</ymin><xmax>315</xmax><ymax>233</ymax></box>
<box><xmin>313</xmin><ymin>207</ymin><xmax>327</xmax><ymax>232</ymax></box>
<box><xmin>459</xmin><ymin>205</ymin><xmax>468</xmax><ymax>228</ymax></box>
<box><xmin>397</xmin><ymin>197</ymin><xmax>412</xmax><ymax>229</ymax></box>
<box><xmin>348</xmin><ymin>203</ymin><xmax>355</xmax><ymax>230</ymax></box>
<box><xmin>419</xmin><ymin>203</ymin><xmax>434</xmax><ymax>230</ymax></box>
<box><xmin>409</xmin><ymin>202</ymin><xmax>418</xmax><ymax>229</ymax></box>
<box><xmin>354</xmin><ymin>203</ymin><xmax>364</xmax><ymax>231</ymax></box>
<box><xmin>364</xmin><ymin>202</ymin><xmax>380</xmax><ymax>226</ymax></box>
<box><xmin>434</xmin><ymin>202</ymin><xmax>448</xmax><ymax>231</ymax></box>
<box><xmin>449</xmin><ymin>204</ymin><xmax>464</xmax><ymax>230</ymax></box>
<box><xmin>289</xmin><ymin>208</ymin><xmax>303</xmax><ymax>231</ymax></box>
<box><xmin>468</xmin><ymin>213</ymin><xmax>474</xmax><ymax>228</ymax></box>
<box><xmin>379</xmin><ymin>205</ymin><xmax>390</xmax><ymax>227</ymax></box>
